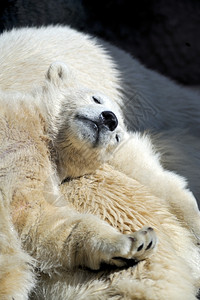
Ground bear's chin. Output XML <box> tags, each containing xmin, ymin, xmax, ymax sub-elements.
<box><xmin>77</xmin><ymin>118</ymin><xmax>99</xmax><ymax>146</ymax></box>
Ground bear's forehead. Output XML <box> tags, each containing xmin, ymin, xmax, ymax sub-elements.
<box><xmin>68</xmin><ymin>88</ymin><xmax>118</xmax><ymax>108</ymax></box>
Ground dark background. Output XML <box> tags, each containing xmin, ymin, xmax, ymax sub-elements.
<box><xmin>0</xmin><ymin>0</ymin><xmax>200</xmax><ymax>86</ymax></box>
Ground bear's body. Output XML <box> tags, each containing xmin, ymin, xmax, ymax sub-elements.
<box><xmin>0</xmin><ymin>89</ymin><xmax>199</xmax><ymax>299</ymax></box>
<box><xmin>0</xmin><ymin>26</ymin><xmax>200</xmax><ymax>200</ymax></box>
<box><xmin>59</xmin><ymin>165</ymin><xmax>200</xmax><ymax>300</ymax></box>
<box><xmin>0</xmin><ymin>66</ymin><xmax>159</xmax><ymax>300</ymax></box>
<box><xmin>0</xmin><ymin>26</ymin><xmax>200</xmax><ymax>299</ymax></box>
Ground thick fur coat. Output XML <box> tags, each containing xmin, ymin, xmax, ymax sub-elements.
<box><xmin>0</xmin><ymin>26</ymin><xmax>199</xmax><ymax>200</ymax></box>
<box><xmin>0</xmin><ymin>26</ymin><xmax>200</xmax><ymax>299</ymax></box>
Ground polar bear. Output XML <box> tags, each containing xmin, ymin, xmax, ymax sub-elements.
<box><xmin>0</xmin><ymin>63</ymin><xmax>158</xmax><ymax>300</ymax></box>
<box><xmin>0</xmin><ymin>25</ymin><xmax>199</xmax><ymax>201</ymax></box>
<box><xmin>42</xmin><ymin>62</ymin><xmax>200</xmax><ymax>239</ymax></box>
<box><xmin>0</xmin><ymin>25</ymin><xmax>200</xmax><ymax>299</ymax></box>
<box><xmin>0</xmin><ymin>61</ymin><xmax>200</xmax><ymax>300</ymax></box>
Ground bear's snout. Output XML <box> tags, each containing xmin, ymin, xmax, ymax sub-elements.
<box><xmin>98</xmin><ymin>111</ymin><xmax>118</xmax><ymax>132</ymax></box>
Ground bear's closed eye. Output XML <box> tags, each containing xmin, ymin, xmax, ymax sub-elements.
<box><xmin>92</xmin><ymin>96</ymin><xmax>102</xmax><ymax>104</ymax></box>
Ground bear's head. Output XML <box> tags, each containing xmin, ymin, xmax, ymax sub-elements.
<box><xmin>42</xmin><ymin>62</ymin><xmax>126</xmax><ymax>181</ymax></box>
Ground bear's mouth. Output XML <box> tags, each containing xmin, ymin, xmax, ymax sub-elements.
<box><xmin>75</xmin><ymin>115</ymin><xmax>100</xmax><ymax>145</ymax></box>
<box><xmin>75</xmin><ymin>113</ymin><xmax>119</xmax><ymax>147</ymax></box>
<box><xmin>76</xmin><ymin>116</ymin><xmax>99</xmax><ymax>131</ymax></box>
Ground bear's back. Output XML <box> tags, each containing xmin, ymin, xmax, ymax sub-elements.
<box><xmin>0</xmin><ymin>26</ymin><xmax>121</xmax><ymax>103</ymax></box>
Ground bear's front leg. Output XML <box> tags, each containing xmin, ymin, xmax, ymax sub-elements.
<box><xmin>58</xmin><ymin>216</ymin><xmax>158</xmax><ymax>270</ymax></box>
<box><xmin>110</xmin><ymin>132</ymin><xmax>200</xmax><ymax>242</ymax></box>
<box><xmin>13</xmin><ymin>194</ymin><xmax>157</xmax><ymax>272</ymax></box>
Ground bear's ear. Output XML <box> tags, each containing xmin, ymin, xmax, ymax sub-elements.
<box><xmin>46</xmin><ymin>62</ymin><xmax>76</xmax><ymax>87</ymax></box>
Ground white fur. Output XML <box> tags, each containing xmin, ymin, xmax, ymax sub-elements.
<box><xmin>0</xmin><ymin>25</ymin><xmax>199</xmax><ymax>198</ymax></box>
<box><xmin>0</xmin><ymin>25</ymin><xmax>200</xmax><ymax>299</ymax></box>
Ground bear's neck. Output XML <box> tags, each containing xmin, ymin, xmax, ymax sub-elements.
<box><xmin>55</xmin><ymin>149</ymin><xmax>102</xmax><ymax>182</ymax></box>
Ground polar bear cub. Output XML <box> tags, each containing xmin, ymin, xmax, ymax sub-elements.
<box><xmin>0</xmin><ymin>62</ymin><xmax>158</xmax><ymax>300</ymax></box>
<box><xmin>43</xmin><ymin>62</ymin><xmax>200</xmax><ymax>242</ymax></box>
<box><xmin>37</xmin><ymin>62</ymin><xmax>200</xmax><ymax>299</ymax></box>
<box><xmin>44</xmin><ymin>62</ymin><xmax>125</xmax><ymax>180</ymax></box>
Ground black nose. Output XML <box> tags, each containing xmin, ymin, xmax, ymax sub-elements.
<box><xmin>99</xmin><ymin>111</ymin><xmax>118</xmax><ymax>131</ymax></box>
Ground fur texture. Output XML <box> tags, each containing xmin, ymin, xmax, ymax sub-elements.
<box><xmin>0</xmin><ymin>64</ymin><xmax>158</xmax><ymax>300</ymax></box>
<box><xmin>0</xmin><ymin>26</ymin><xmax>200</xmax><ymax>299</ymax></box>
<box><xmin>0</xmin><ymin>26</ymin><xmax>199</xmax><ymax>201</ymax></box>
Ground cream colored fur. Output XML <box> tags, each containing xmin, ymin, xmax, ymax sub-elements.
<box><xmin>0</xmin><ymin>26</ymin><xmax>200</xmax><ymax>196</ymax></box>
<box><xmin>0</xmin><ymin>25</ymin><xmax>200</xmax><ymax>299</ymax></box>
<box><xmin>0</xmin><ymin>66</ymin><xmax>158</xmax><ymax>300</ymax></box>
<box><xmin>0</xmin><ymin>62</ymin><xmax>199</xmax><ymax>300</ymax></box>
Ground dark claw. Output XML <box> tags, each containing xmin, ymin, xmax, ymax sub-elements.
<box><xmin>129</xmin><ymin>236</ymin><xmax>137</xmax><ymax>242</ymax></box>
<box><xmin>137</xmin><ymin>243</ymin><xmax>144</xmax><ymax>251</ymax></box>
<box><xmin>147</xmin><ymin>227</ymin><xmax>153</xmax><ymax>231</ymax></box>
<box><xmin>146</xmin><ymin>241</ymin><xmax>153</xmax><ymax>250</ymax></box>
<box><xmin>142</xmin><ymin>230</ymin><xmax>148</xmax><ymax>235</ymax></box>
